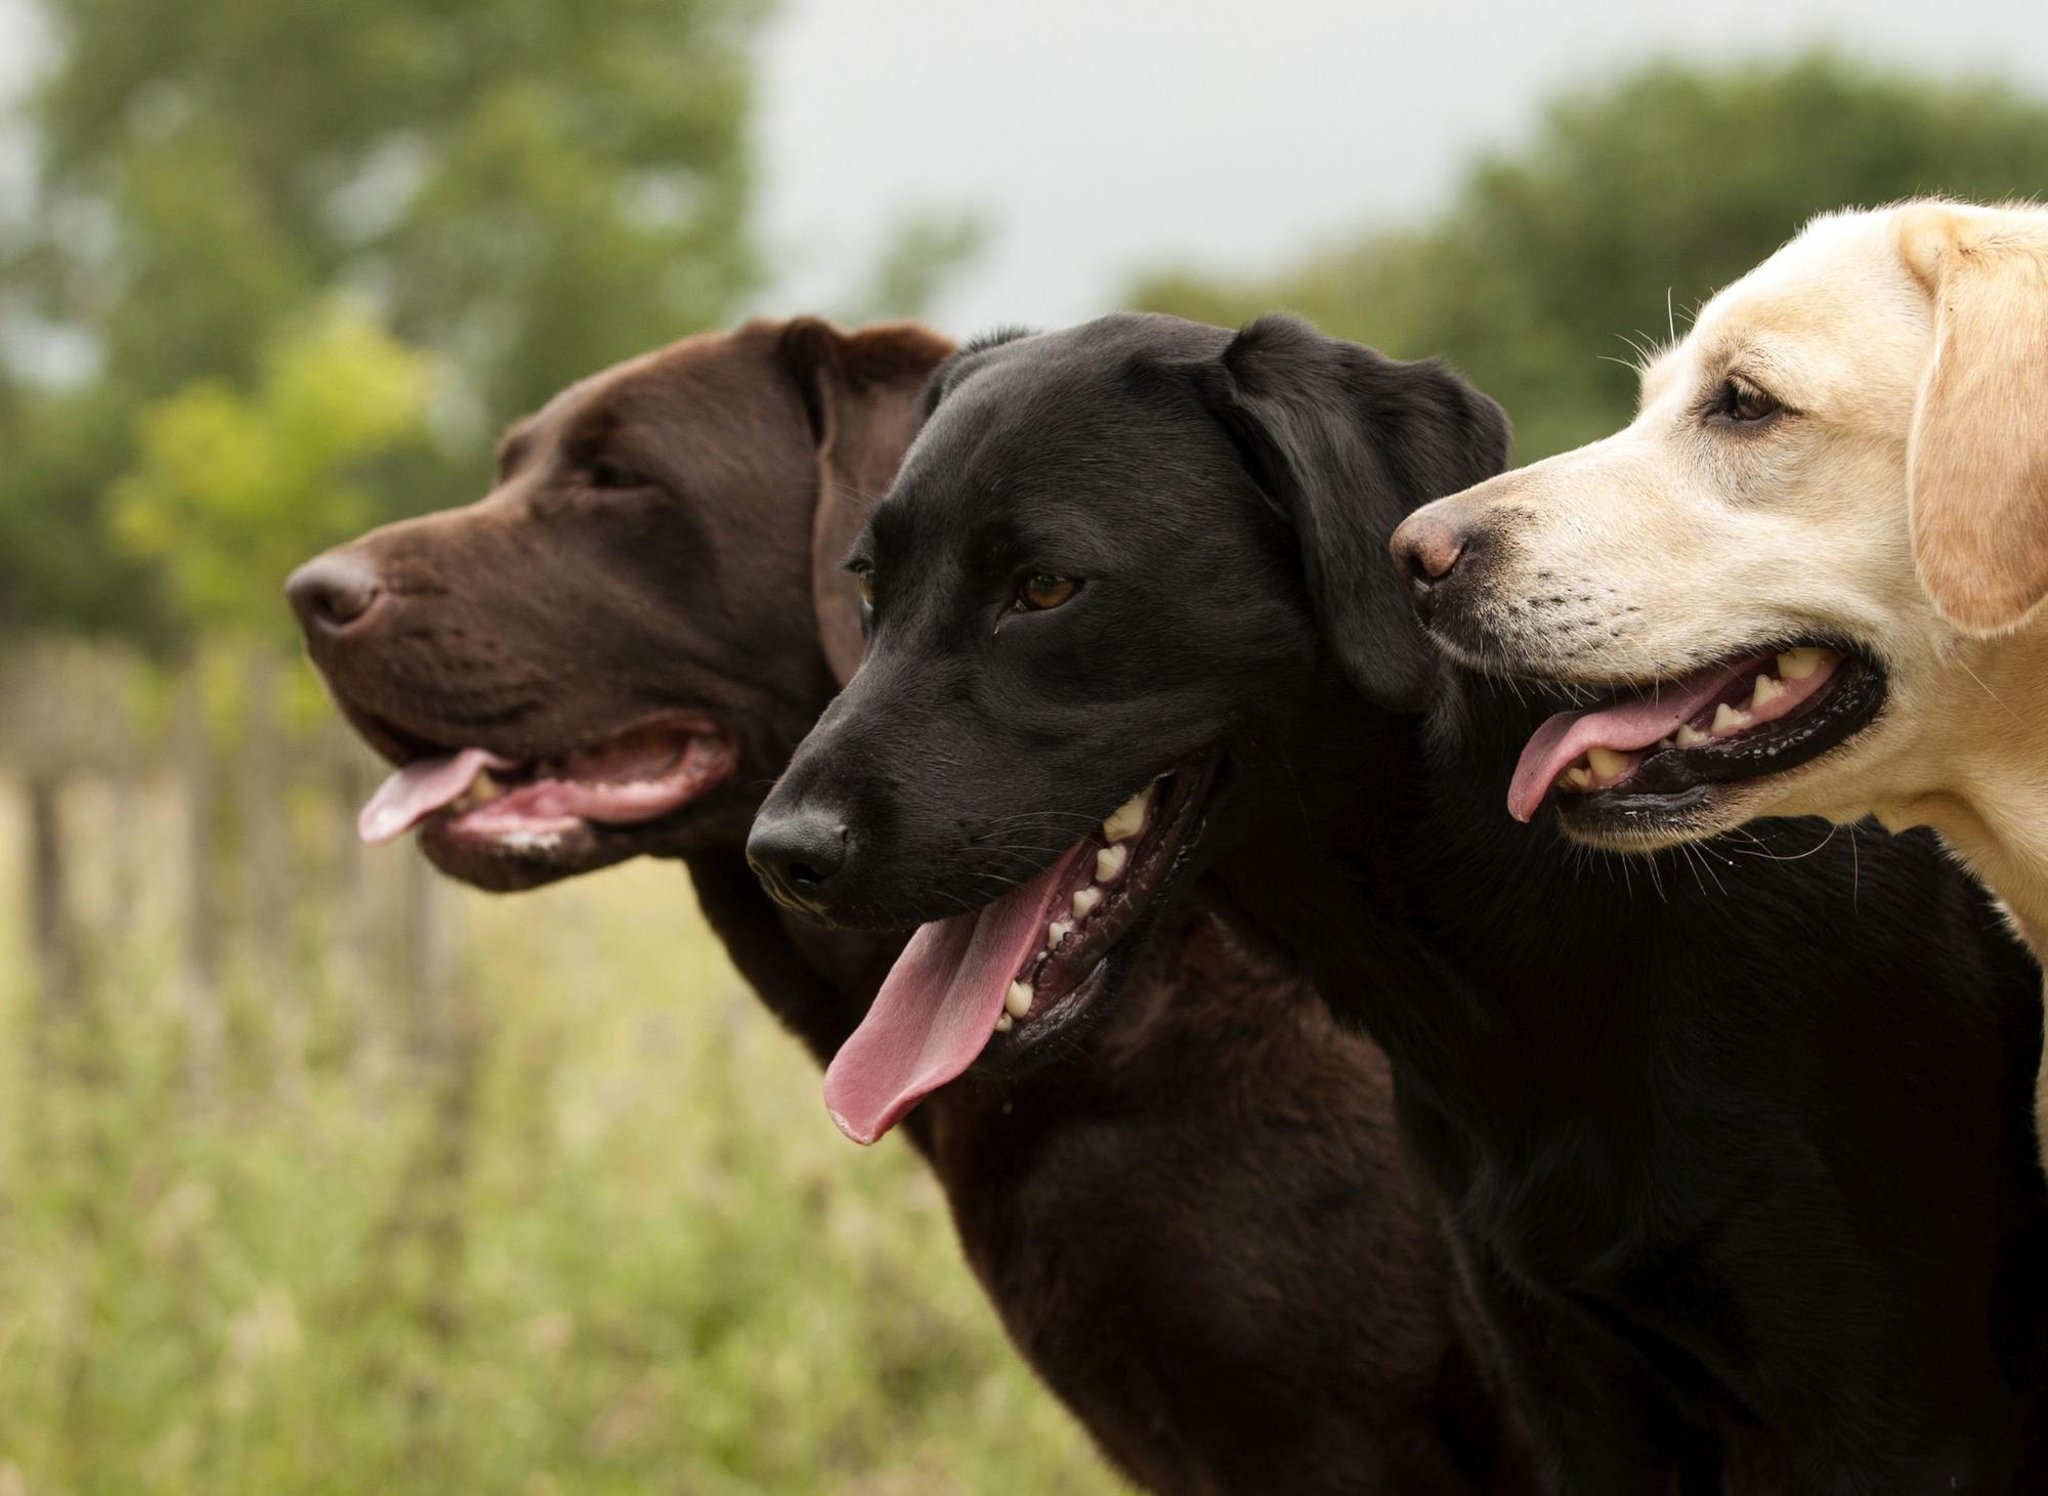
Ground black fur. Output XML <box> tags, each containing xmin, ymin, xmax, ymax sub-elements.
<box><xmin>299</xmin><ymin>318</ymin><xmax>1535</xmax><ymax>1493</ymax></box>
<box><xmin>754</xmin><ymin>312</ymin><xmax>2048</xmax><ymax>1493</ymax></box>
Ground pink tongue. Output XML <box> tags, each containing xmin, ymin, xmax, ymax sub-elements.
<box><xmin>358</xmin><ymin>748</ymin><xmax>514</xmax><ymax>846</ymax></box>
<box><xmin>1507</xmin><ymin>667</ymin><xmax>1748</xmax><ymax>824</ymax></box>
<box><xmin>823</xmin><ymin>847</ymin><xmax>1085</xmax><ymax>1145</ymax></box>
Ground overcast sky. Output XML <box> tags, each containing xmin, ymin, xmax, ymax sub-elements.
<box><xmin>0</xmin><ymin>0</ymin><xmax>2040</xmax><ymax>340</ymax></box>
<box><xmin>755</xmin><ymin>0</ymin><xmax>2048</xmax><ymax>334</ymax></box>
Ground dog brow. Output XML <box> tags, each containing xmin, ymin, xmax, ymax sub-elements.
<box><xmin>1700</xmin><ymin>321</ymin><xmax>1810</xmax><ymax>378</ymax></box>
<box><xmin>495</xmin><ymin>419</ymin><xmax>537</xmax><ymax>479</ymax></box>
<box><xmin>1637</xmin><ymin>345</ymin><xmax>1687</xmax><ymax>409</ymax></box>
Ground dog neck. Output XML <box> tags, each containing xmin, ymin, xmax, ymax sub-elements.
<box><xmin>1872</xmin><ymin>629</ymin><xmax>2048</xmax><ymax>952</ymax></box>
<box><xmin>1200</xmin><ymin>668</ymin><xmax>1524</xmax><ymax>1109</ymax></box>
<box><xmin>1204</xmin><ymin>661</ymin><xmax>1981</xmax><ymax>1129</ymax></box>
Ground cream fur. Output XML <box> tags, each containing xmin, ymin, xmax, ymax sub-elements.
<box><xmin>1397</xmin><ymin>200</ymin><xmax>2048</xmax><ymax>1164</ymax></box>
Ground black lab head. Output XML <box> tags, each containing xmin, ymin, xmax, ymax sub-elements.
<box><xmin>749</xmin><ymin>313</ymin><xmax>1505</xmax><ymax>1078</ymax></box>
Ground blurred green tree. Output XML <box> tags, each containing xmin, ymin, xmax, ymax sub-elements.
<box><xmin>1136</xmin><ymin>54</ymin><xmax>2048</xmax><ymax>463</ymax></box>
<box><xmin>846</xmin><ymin>207</ymin><xmax>991</xmax><ymax>323</ymax></box>
<box><xmin>0</xmin><ymin>0</ymin><xmax>769</xmax><ymax>638</ymax></box>
<box><xmin>112</xmin><ymin>300</ymin><xmax>435</xmax><ymax>640</ymax></box>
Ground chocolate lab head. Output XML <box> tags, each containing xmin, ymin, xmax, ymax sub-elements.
<box><xmin>289</xmin><ymin>318</ymin><xmax>952</xmax><ymax>890</ymax></box>
<box><xmin>748</xmin><ymin>312</ymin><xmax>1505</xmax><ymax>1141</ymax></box>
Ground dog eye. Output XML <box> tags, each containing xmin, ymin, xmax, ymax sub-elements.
<box><xmin>586</xmin><ymin>458</ymin><xmax>646</xmax><ymax>490</ymax></box>
<box><xmin>852</xmin><ymin>564</ymin><xmax>877</xmax><ymax>608</ymax></box>
<box><xmin>1709</xmin><ymin>376</ymin><xmax>1784</xmax><ymax>427</ymax></box>
<box><xmin>1017</xmin><ymin>574</ymin><xmax>1080</xmax><ymax>611</ymax></box>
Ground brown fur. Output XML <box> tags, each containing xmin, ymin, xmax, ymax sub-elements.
<box><xmin>292</xmin><ymin>320</ymin><xmax>1530</xmax><ymax>1493</ymax></box>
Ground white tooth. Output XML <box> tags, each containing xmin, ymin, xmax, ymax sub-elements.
<box><xmin>1750</xmin><ymin>674</ymin><xmax>1785</xmax><ymax>710</ymax></box>
<box><xmin>1586</xmin><ymin>746</ymin><xmax>1630</xmax><ymax>782</ymax></box>
<box><xmin>1562</xmin><ymin>765</ymin><xmax>1594</xmax><ymax>791</ymax></box>
<box><xmin>472</xmin><ymin>770</ymin><xmax>503</xmax><ymax>802</ymax></box>
<box><xmin>993</xmin><ymin>1012</ymin><xmax>1014</xmax><ymax>1033</ymax></box>
<box><xmin>1048</xmin><ymin>919</ymin><xmax>1073</xmax><ymax>947</ymax></box>
<box><xmin>1711</xmin><ymin>702</ymin><xmax>1752</xmax><ymax>736</ymax></box>
<box><xmin>1102</xmin><ymin>788</ymin><xmax>1151</xmax><ymax>844</ymax></box>
<box><xmin>1094</xmin><ymin>844</ymin><xmax>1128</xmax><ymax>883</ymax></box>
<box><xmin>1776</xmin><ymin>647</ymin><xmax>1822</xmax><ymax>680</ymax></box>
<box><xmin>1674</xmin><ymin>724</ymin><xmax>1709</xmax><ymax>749</ymax></box>
<box><xmin>1005</xmin><ymin>981</ymin><xmax>1034</xmax><ymax>1019</ymax></box>
<box><xmin>1072</xmin><ymin>886</ymin><xmax>1103</xmax><ymax>919</ymax></box>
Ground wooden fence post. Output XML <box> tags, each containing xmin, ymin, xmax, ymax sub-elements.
<box><xmin>24</xmin><ymin>772</ymin><xmax>77</xmax><ymax>1017</ymax></box>
<box><xmin>173</xmin><ymin>655</ymin><xmax>223</xmax><ymax>1097</ymax></box>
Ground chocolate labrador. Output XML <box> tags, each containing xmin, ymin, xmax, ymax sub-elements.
<box><xmin>289</xmin><ymin>319</ymin><xmax>1529</xmax><ymax>1494</ymax></box>
<box><xmin>749</xmin><ymin>313</ymin><xmax>2048</xmax><ymax>1494</ymax></box>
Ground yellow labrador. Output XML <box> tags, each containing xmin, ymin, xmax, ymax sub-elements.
<box><xmin>1389</xmin><ymin>199</ymin><xmax>2048</xmax><ymax>1147</ymax></box>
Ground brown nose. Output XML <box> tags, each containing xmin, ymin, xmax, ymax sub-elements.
<box><xmin>1389</xmin><ymin>507</ymin><xmax>1474</xmax><ymax>598</ymax></box>
<box><xmin>286</xmin><ymin>550</ymin><xmax>383</xmax><ymax>632</ymax></box>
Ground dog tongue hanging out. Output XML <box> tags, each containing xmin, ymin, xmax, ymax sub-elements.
<box><xmin>817</xmin><ymin>774</ymin><xmax>1206</xmax><ymax>1144</ymax></box>
<box><xmin>351</xmin><ymin>723</ymin><xmax>736</xmax><ymax>854</ymax></box>
<box><xmin>826</xmin><ymin>849</ymin><xmax>1087</xmax><ymax>1143</ymax></box>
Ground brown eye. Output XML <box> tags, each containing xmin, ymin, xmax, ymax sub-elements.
<box><xmin>1018</xmin><ymin>574</ymin><xmax>1079</xmax><ymax>611</ymax></box>
<box><xmin>587</xmin><ymin>458</ymin><xmax>645</xmax><ymax>490</ymax></box>
<box><xmin>1713</xmin><ymin>376</ymin><xmax>1783</xmax><ymax>426</ymax></box>
<box><xmin>855</xmin><ymin>567</ymin><xmax>877</xmax><ymax>607</ymax></box>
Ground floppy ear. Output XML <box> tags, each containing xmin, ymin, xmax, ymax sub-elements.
<box><xmin>779</xmin><ymin>318</ymin><xmax>956</xmax><ymax>684</ymax></box>
<box><xmin>1188</xmin><ymin>313</ymin><xmax>1509</xmax><ymax>711</ymax></box>
<box><xmin>1898</xmin><ymin>204</ymin><xmax>2048</xmax><ymax>636</ymax></box>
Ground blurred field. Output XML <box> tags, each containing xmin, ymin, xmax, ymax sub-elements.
<box><xmin>0</xmin><ymin>655</ymin><xmax>1120</xmax><ymax>1494</ymax></box>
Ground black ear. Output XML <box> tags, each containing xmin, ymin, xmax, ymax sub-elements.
<box><xmin>1188</xmin><ymin>314</ymin><xmax>1509</xmax><ymax>712</ymax></box>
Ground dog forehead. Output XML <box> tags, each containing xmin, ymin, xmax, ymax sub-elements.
<box><xmin>897</xmin><ymin>357</ymin><xmax>1203</xmax><ymax>514</ymax></box>
<box><xmin>525</xmin><ymin>327</ymin><xmax>725</xmax><ymax>427</ymax></box>
<box><xmin>1647</xmin><ymin>209</ymin><xmax>1926</xmax><ymax>412</ymax></box>
<box><xmin>601</xmin><ymin>330</ymin><xmax>791</xmax><ymax>427</ymax></box>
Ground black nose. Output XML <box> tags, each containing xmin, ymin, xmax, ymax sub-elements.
<box><xmin>286</xmin><ymin>550</ymin><xmax>383</xmax><ymax>632</ymax></box>
<box><xmin>747</xmin><ymin>808</ymin><xmax>852</xmax><ymax>907</ymax></box>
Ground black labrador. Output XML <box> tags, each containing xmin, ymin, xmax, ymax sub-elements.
<box><xmin>290</xmin><ymin>318</ymin><xmax>1530</xmax><ymax>1494</ymax></box>
<box><xmin>750</xmin><ymin>312</ymin><xmax>2048</xmax><ymax>1493</ymax></box>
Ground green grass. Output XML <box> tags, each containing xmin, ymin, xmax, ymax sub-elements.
<box><xmin>0</xmin><ymin>779</ymin><xmax>1122</xmax><ymax>1494</ymax></box>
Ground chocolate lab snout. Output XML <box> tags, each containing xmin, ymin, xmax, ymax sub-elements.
<box><xmin>286</xmin><ymin>548</ymin><xmax>384</xmax><ymax>633</ymax></box>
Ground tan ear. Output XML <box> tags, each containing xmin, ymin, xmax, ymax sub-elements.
<box><xmin>1899</xmin><ymin>203</ymin><xmax>2048</xmax><ymax>636</ymax></box>
<box><xmin>778</xmin><ymin>318</ymin><xmax>955</xmax><ymax>685</ymax></box>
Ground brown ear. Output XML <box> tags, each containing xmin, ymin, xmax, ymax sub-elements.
<box><xmin>778</xmin><ymin>318</ymin><xmax>955</xmax><ymax>684</ymax></box>
<box><xmin>1899</xmin><ymin>204</ymin><xmax>2048</xmax><ymax>636</ymax></box>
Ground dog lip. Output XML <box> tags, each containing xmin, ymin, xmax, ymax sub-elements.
<box><xmin>975</xmin><ymin>755</ymin><xmax>1218</xmax><ymax>1074</ymax></box>
<box><xmin>349</xmin><ymin>706</ymin><xmax>742</xmax><ymax>886</ymax></box>
<box><xmin>345</xmin><ymin>701</ymin><xmax>729</xmax><ymax>772</ymax></box>
<box><xmin>1549</xmin><ymin>644</ymin><xmax>1889</xmax><ymax>832</ymax></box>
<box><xmin>331</xmin><ymin>697</ymin><xmax>441</xmax><ymax>768</ymax></box>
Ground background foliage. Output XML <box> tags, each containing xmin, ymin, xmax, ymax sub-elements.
<box><xmin>0</xmin><ymin>0</ymin><xmax>766</xmax><ymax>637</ymax></box>
<box><xmin>3</xmin><ymin>7</ymin><xmax>2048</xmax><ymax>1490</ymax></box>
<box><xmin>1136</xmin><ymin>56</ymin><xmax>2048</xmax><ymax>462</ymax></box>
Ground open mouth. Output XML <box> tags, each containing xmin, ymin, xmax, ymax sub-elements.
<box><xmin>1508</xmin><ymin>644</ymin><xmax>1887</xmax><ymax>833</ymax></box>
<box><xmin>821</xmin><ymin>762</ymin><xmax>1214</xmax><ymax>1145</ymax></box>
<box><xmin>353</xmin><ymin>712</ymin><xmax>738</xmax><ymax>861</ymax></box>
